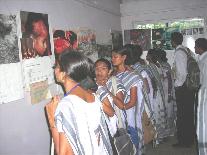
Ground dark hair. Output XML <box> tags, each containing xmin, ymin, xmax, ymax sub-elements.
<box><xmin>59</xmin><ymin>49</ymin><xmax>97</xmax><ymax>90</ymax></box>
<box><xmin>195</xmin><ymin>38</ymin><xmax>207</xmax><ymax>51</ymax></box>
<box><xmin>171</xmin><ymin>32</ymin><xmax>183</xmax><ymax>45</ymax></box>
<box><xmin>112</xmin><ymin>46</ymin><xmax>131</xmax><ymax>65</ymax></box>
<box><xmin>67</xmin><ymin>31</ymin><xmax>77</xmax><ymax>45</ymax></box>
<box><xmin>24</xmin><ymin>12</ymin><xmax>48</xmax><ymax>36</ymax></box>
<box><xmin>132</xmin><ymin>44</ymin><xmax>143</xmax><ymax>64</ymax></box>
<box><xmin>147</xmin><ymin>49</ymin><xmax>159</xmax><ymax>63</ymax></box>
<box><xmin>133</xmin><ymin>44</ymin><xmax>143</xmax><ymax>58</ymax></box>
<box><xmin>159</xmin><ymin>50</ymin><xmax>168</xmax><ymax>62</ymax></box>
<box><xmin>123</xmin><ymin>44</ymin><xmax>136</xmax><ymax>65</ymax></box>
<box><xmin>95</xmin><ymin>58</ymin><xmax>112</xmax><ymax>70</ymax></box>
<box><xmin>53</xmin><ymin>30</ymin><xmax>65</xmax><ymax>39</ymax></box>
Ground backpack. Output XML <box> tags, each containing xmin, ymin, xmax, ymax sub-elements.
<box><xmin>178</xmin><ymin>47</ymin><xmax>200</xmax><ymax>90</ymax></box>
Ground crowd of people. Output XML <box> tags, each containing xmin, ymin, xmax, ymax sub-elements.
<box><xmin>45</xmin><ymin>32</ymin><xmax>207</xmax><ymax>155</ymax></box>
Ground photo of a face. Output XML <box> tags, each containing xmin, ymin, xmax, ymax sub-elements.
<box><xmin>20</xmin><ymin>11</ymin><xmax>51</xmax><ymax>59</ymax></box>
<box><xmin>0</xmin><ymin>14</ymin><xmax>19</xmax><ymax>64</ymax></box>
<box><xmin>53</xmin><ymin>29</ymin><xmax>78</xmax><ymax>58</ymax></box>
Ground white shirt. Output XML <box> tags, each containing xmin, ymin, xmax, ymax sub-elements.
<box><xmin>198</xmin><ymin>51</ymin><xmax>207</xmax><ymax>88</ymax></box>
<box><xmin>173</xmin><ymin>45</ymin><xmax>187</xmax><ymax>87</ymax></box>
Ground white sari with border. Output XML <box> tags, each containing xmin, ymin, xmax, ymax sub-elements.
<box><xmin>55</xmin><ymin>94</ymin><xmax>112</xmax><ymax>155</ymax></box>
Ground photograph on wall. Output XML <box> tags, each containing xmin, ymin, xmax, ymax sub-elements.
<box><xmin>193</xmin><ymin>28</ymin><xmax>199</xmax><ymax>35</ymax></box>
<box><xmin>77</xmin><ymin>28</ymin><xmax>97</xmax><ymax>61</ymax></box>
<box><xmin>124</xmin><ymin>29</ymin><xmax>151</xmax><ymax>51</ymax></box>
<box><xmin>111</xmin><ymin>30</ymin><xmax>123</xmax><ymax>50</ymax></box>
<box><xmin>163</xmin><ymin>27</ymin><xmax>180</xmax><ymax>50</ymax></box>
<box><xmin>152</xmin><ymin>28</ymin><xmax>165</xmax><ymax>49</ymax></box>
<box><xmin>199</xmin><ymin>27</ymin><xmax>204</xmax><ymax>34</ymax></box>
<box><xmin>97</xmin><ymin>44</ymin><xmax>112</xmax><ymax>60</ymax></box>
<box><xmin>0</xmin><ymin>14</ymin><xmax>24</xmax><ymax>104</ymax></box>
<box><xmin>186</xmin><ymin>29</ymin><xmax>193</xmax><ymax>35</ymax></box>
<box><xmin>20</xmin><ymin>11</ymin><xmax>52</xmax><ymax>59</ymax></box>
<box><xmin>0</xmin><ymin>14</ymin><xmax>19</xmax><ymax>64</ymax></box>
<box><xmin>20</xmin><ymin>11</ymin><xmax>54</xmax><ymax>89</ymax></box>
<box><xmin>53</xmin><ymin>29</ymin><xmax>78</xmax><ymax>59</ymax></box>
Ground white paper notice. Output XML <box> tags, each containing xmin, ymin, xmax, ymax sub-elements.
<box><xmin>0</xmin><ymin>63</ymin><xmax>24</xmax><ymax>104</ymax></box>
<box><xmin>22</xmin><ymin>56</ymin><xmax>54</xmax><ymax>90</ymax></box>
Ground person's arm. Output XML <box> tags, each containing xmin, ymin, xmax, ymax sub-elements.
<box><xmin>59</xmin><ymin>133</ymin><xmax>74</xmax><ymax>155</ymax></box>
<box><xmin>102</xmin><ymin>97</ymin><xmax>115</xmax><ymax>117</ymax></box>
<box><xmin>108</xmin><ymin>91</ymin><xmax>125</xmax><ymax>110</ymax></box>
<box><xmin>125</xmin><ymin>86</ymin><xmax>137</xmax><ymax>110</ymax></box>
<box><xmin>45</xmin><ymin>96</ymin><xmax>74</xmax><ymax>155</ymax></box>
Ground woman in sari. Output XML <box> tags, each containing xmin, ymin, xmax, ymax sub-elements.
<box><xmin>45</xmin><ymin>50</ymin><xmax>113</xmax><ymax>155</ymax></box>
<box><xmin>146</xmin><ymin>49</ymin><xmax>168</xmax><ymax>142</ymax></box>
<box><xmin>157</xmin><ymin>50</ymin><xmax>176</xmax><ymax>137</ymax></box>
<box><xmin>111</xmin><ymin>47</ymin><xmax>144</xmax><ymax>155</ymax></box>
<box><xmin>95</xmin><ymin>58</ymin><xmax>127</xmax><ymax>131</ymax></box>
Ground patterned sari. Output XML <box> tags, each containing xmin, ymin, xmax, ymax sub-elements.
<box><xmin>160</xmin><ymin>62</ymin><xmax>176</xmax><ymax>137</ymax></box>
<box><xmin>146</xmin><ymin>63</ymin><xmax>168</xmax><ymax>140</ymax></box>
<box><xmin>116</xmin><ymin>70</ymin><xmax>144</xmax><ymax>155</ymax></box>
<box><xmin>55</xmin><ymin>94</ymin><xmax>112</xmax><ymax>155</ymax></box>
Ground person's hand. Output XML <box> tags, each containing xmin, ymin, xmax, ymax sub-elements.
<box><xmin>45</xmin><ymin>95</ymin><xmax>60</xmax><ymax>127</ymax></box>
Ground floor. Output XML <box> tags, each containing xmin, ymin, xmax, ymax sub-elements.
<box><xmin>145</xmin><ymin>136</ymin><xmax>197</xmax><ymax>155</ymax></box>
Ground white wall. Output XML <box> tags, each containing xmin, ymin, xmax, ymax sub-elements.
<box><xmin>120</xmin><ymin>0</ymin><xmax>207</xmax><ymax>65</ymax></box>
<box><xmin>0</xmin><ymin>0</ymin><xmax>121</xmax><ymax>155</ymax></box>
<box><xmin>121</xmin><ymin>0</ymin><xmax>207</xmax><ymax>29</ymax></box>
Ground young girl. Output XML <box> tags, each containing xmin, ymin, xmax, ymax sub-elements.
<box><xmin>45</xmin><ymin>50</ymin><xmax>113</xmax><ymax>155</ymax></box>
<box><xmin>112</xmin><ymin>47</ymin><xmax>144</xmax><ymax>155</ymax></box>
<box><xmin>95</xmin><ymin>58</ymin><xmax>127</xmax><ymax>131</ymax></box>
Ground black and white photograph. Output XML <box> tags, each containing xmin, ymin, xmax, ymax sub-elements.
<box><xmin>0</xmin><ymin>14</ymin><xmax>19</xmax><ymax>64</ymax></box>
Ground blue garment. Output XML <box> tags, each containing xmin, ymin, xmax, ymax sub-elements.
<box><xmin>128</xmin><ymin>126</ymin><xmax>139</xmax><ymax>148</ymax></box>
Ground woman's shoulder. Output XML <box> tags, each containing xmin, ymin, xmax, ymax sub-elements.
<box><xmin>63</xmin><ymin>93</ymin><xmax>101</xmax><ymax>105</ymax></box>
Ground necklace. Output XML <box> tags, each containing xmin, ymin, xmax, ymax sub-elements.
<box><xmin>64</xmin><ymin>83</ymin><xmax>80</xmax><ymax>97</ymax></box>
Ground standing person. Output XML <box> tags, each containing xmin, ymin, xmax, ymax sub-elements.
<box><xmin>195</xmin><ymin>38</ymin><xmax>207</xmax><ymax>155</ymax></box>
<box><xmin>157</xmin><ymin>50</ymin><xmax>177</xmax><ymax>137</ymax></box>
<box><xmin>126</xmin><ymin>44</ymin><xmax>157</xmax><ymax>145</ymax></box>
<box><xmin>95</xmin><ymin>58</ymin><xmax>127</xmax><ymax>127</ymax></box>
<box><xmin>95</xmin><ymin>58</ymin><xmax>127</xmax><ymax>154</ymax></box>
<box><xmin>171</xmin><ymin>32</ymin><xmax>196</xmax><ymax>147</ymax></box>
<box><xmin>45</xmin><ymin>50</ymin><xmax>113</xmax><ymax>155</ymax></box>
<box><xmin>112</xmin><ymin>47</ymin><xmax>144</xmax><ymax>155</ymax></box>
<box><xmin>146</xmin><ymin>49</ymin><xmax>167</xmax><ymax>142</ymax></box>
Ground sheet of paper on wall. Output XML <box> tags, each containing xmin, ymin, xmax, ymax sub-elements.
<box><xmin>0</xmin><ymin>14</ymin><xmax>24</xmax><ymax>104</ymax></box>
<box><xmin>22</xmin><ymin>56</ymin><xmax>54</xmax><ymax>91</ymax></box>
<box><xmin>0</xmin><ymin>63</ymin><xmax>24</xmax><ymax>104</ymax></box>
<box><xmin>30</xmin><ymin>80</ymin><xmax>51</xmax><ymax>104</ymax></box>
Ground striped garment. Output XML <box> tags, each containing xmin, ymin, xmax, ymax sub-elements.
<box><xmin>146</xmin><ymin>63</ymin><xmax>168</xmax><ymax>140</ymax></box>
<box><xmin>132</xmin><ymin>62</ymin><xmax>155</xmax><ymax>123</ymax></box>
<box><xmin>197</xmin><ymin>52</ymin><xmax>207</xmax><ymax>155</ymax></box>
<box><xmin>160</xmin><ymin>62</ymin><xmax>177</xmax><ymax>137</ymax></box>
<box><xmin>116</xmin><ymin>70</ymin><xmax>144</xmax><ymax>155</ymax></box>
<box><xmin>96</xmin><ymin>76</ymin><xmax>127</xmax><ymax>135</ymax></box>
<box><xmin>55</xmin><ymin>94</ymin><xmax>112</xmax><ymax>155</ymax></box>
<box><xmin>96</xmin><ymin>77</ymin><xmax>126</xmax><ymax>105</ymax></box>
